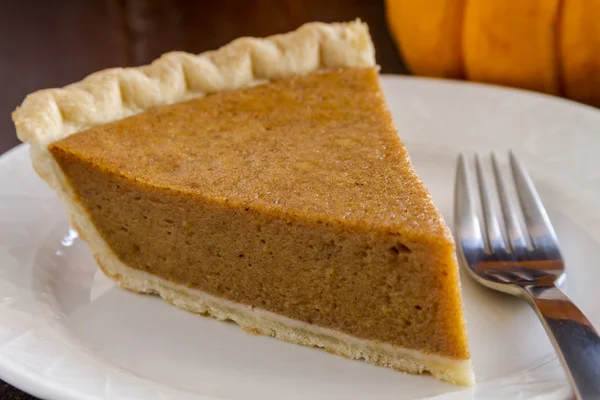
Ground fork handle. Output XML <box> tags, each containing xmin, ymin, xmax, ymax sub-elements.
<box><xmin>523</xmin><ymin>285</ymin><xmax>600</xmax><ymax>400</ymax></box>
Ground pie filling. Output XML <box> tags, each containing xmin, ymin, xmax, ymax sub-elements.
<box><xmin>47</xmin><ymin>67</ymin><xmax>470</xmax><ymax>380</ymax></box>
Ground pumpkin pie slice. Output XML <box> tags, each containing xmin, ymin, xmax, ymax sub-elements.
<box><xmin>13</xmin><ymin>21</ymin><xmax>473</xmax><ymax>385</ymax></box>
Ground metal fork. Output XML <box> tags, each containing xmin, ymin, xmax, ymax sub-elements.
<box><xmin>454</xmin><ymin>151</ymin><xmax>600</xmax><ymax>399</ymax></box>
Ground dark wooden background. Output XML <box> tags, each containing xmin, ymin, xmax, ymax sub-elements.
<box><xmin>1</xmin><ymin>0</ymin><xmax>406</xmax><ymax>398</ymax></box>
<box><xmin>1</xmin><ymin>0</ymin><xmax>407</xmax><ymax>156</ymax></box>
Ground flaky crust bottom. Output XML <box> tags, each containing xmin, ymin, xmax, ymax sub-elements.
<box><xmin>95</xmin><ymin>253</ymin><xmax>474</xmax><ymax>386</ymax></box>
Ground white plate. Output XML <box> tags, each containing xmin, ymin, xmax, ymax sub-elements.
<box><xmin>1</xmin><ymin>76</ymin><xmax>599</xmax><ymax>400</ymax></box>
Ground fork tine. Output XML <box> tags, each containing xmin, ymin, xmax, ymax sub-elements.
<box><xmin>454</xmin><ymin>154</ymin><xmax>485</xmax><ymax>253</ymax></box>
<box><xmin>475</xmin><ymin>154</ymin><xmax>506</xmax><ymax>253</ymax></box>
<box><xmin>509</xmin><ymin>151</ymin><xmax>560</xmax><ymax>250</ymax></box>
<box><xmin>491</xmin><ymin>153</ymin><xmax>529</xmax><ymax>253</ymax></box>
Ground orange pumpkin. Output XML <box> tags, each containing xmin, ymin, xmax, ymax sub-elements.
<box><xmin>386</xmin><ymin>0</ymin><xmax>600</xmax><ymax>106</ymax></box>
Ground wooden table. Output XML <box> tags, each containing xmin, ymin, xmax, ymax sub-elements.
<box><xmin>0</xmin><ymin>1</ymin><xmax>406</xmax><ymax>398</ymax></box>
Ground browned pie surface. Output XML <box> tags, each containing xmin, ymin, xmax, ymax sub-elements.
<box><xmin>50</xmin><ymin>67</ymin><xmax>469</xmax><ymax>359</ymax></box>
